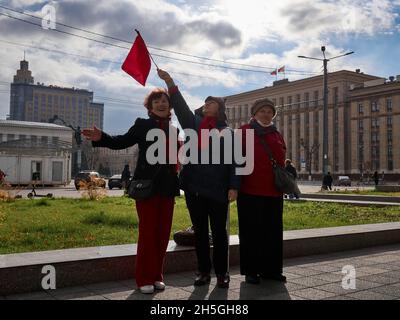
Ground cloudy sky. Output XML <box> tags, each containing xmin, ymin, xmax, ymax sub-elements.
<box><xmin>0</xmin><ymin>0</ymin><xmax>399</xmax><ymax>133</ymax></box>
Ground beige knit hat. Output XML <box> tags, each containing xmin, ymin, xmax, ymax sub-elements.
<box><xmin>251</xmin><ymin>98</ymin><xmax>276</xmax><ymax>117</ymax></box>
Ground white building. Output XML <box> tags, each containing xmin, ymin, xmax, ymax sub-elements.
<box><xmin>0</xmin><ymin>120</ymin><xmax>73</xmax><ymax>185</ymax></box>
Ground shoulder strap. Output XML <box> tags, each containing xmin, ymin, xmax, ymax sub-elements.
<box><xmin>255</xmin><ymin>131</ymin><xmax>276</xmax><ymax>164</ymax></box>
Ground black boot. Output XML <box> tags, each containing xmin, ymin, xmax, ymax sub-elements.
<box><xmin>261</xmin><ymin>273</ymin><xmax>287</xmax><ymax>282</ymax></box>
<box><xmin>194</xmin><ymin>273</ymin><xmax>211</xmax><ymax>286</ymax></box>
<box><xmin>245</xmin><ymin>274</ymin><xmax>261</xmax><ymax>284</ymax></box>
<box><xmin>216</xmin><ymin>274</ymin><xmax>230</xmax><ymax>288</ymax></box>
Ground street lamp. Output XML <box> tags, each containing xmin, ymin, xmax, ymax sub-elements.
<box><xmin>298</xmin><ymin>47</ymin><xmax>354</xmax><ymax>175</ymax></box>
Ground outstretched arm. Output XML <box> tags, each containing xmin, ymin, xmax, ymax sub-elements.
<box><xmin>158</xmin><ymin>69</ymin><xmax>196</xmax><ymax>130</ymax></box>
<box><xmin>82</xmin><ymin>121</ymin><xmax>140</xmax><ymax>150</ymax></box>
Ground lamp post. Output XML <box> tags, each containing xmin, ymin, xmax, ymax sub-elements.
<box><xmin>298</xmin><ymin>47</ymin><xmax>354</xmax><ymax>175</ymax></box>
<box><xmin>49</xmin><ymin>115</ymin><xmax>82</xmax><ymax>174</ymax></box>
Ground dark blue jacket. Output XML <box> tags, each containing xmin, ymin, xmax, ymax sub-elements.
<box><xmin>170</xmin><ymin>87</ymin><xmax>240</xmax><ymax>203</ymax></box>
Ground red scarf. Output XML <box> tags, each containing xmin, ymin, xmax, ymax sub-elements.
<box><xmin>198</xmin><ymin>116</ymin><xmax>217</xmax><ymax>150</ymax></box>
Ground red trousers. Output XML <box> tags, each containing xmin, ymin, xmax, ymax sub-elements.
<box><xmin>135</xmin><ymin>194</ymin><xmax>174</xmax><ymax>287</ymax></box>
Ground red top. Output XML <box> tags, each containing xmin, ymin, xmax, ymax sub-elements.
<box><xmin>239</xmin><ymin>123</ymin><xmax>286</xmax><ymax>197</ymax></box>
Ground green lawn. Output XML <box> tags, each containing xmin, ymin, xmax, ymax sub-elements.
<box><xmin>1</xmin><ymin>196</ymin><xmax>400</xmax><ymax>254</ymax></box>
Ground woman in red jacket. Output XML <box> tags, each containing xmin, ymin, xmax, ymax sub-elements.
<box><xmin>238</xmin><ymin>97</ymin><xmax>287</xmax><ymax>284</ymax></box>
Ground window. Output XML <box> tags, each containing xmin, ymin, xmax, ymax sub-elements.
<box><xmin>371</xmin><ymin>118</ymin><xmax>380</xmax><ymax>128</ymax></box>
<box><xmin>358</xmin><ymin>119</ymin><xmax>364</xmax><ymax>130</ymax></box>
<box><xmin>387</xmin><ymin>116</ymin><xmax>393</xmax><ymax>128</ymax></box>
<box><xmin>7</xmin><ymin>134</ymin><xmax>15</xmax><ymax>141</ymax></box>
<box><xmin>279</xmin><ymin>97</ymin><xmax>284</xmax><ymax>106</ymax></box>
<box><xmin>371</xmin><ymin>101</ymin><xmax>379</xmax><ymax>112</ymax></box>
<box><xmin>304</xmin><ymin>92</ymin><xmax>310</xmax><ymax>108</ymax></box>
<box><xmin>333</xmin><ymin>87</ymin><xmax>339</xmax><ymax>105</ymax></box>
<box><xmin>314</xmin><ymin>91</ymin><xmax>319</xmax><ymax>107</ymax></box>
<box><xmin>386</xmin><ymin>98</ymin><xmax>393</xmax><ymax>112</ymax></box>
<box><xmin>371</xmin><ymin>132</ymin><xmax>379</xmax><ymax>143</ymax></box>
<box><xmin>388</xmin><ymin>131</ymin><xmax>393</xmax><ymax>144</ymax></box>
<box><xmin>358</xmin><ymin>103</ymin><xmax>364</xmax><ymax>114</ymax></box>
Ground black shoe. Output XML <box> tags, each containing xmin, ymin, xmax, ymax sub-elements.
<box><xmin>245</xmin><ymin>275</ymin><xmax>260</xmax><ymax>284</ymax></box>
<box><xmin>261</xmin><ymin>273</ymin><xmax>287</xmax><ymax>282</ymax></box>
<box><xmin>194</xmin><ymin>273</ymin><xmax>211</xmax><ymax>286</ymax></box>
<box><xmin>216</xmin><ymin>274</ymin><xmax>230</xmax><ymax>288</ymax></box>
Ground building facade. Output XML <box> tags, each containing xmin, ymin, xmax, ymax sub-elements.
<box><xmin>95</xmin><ymin>145</ymin><xmax>139</xmax><ymax>176</ymax></box>
<box><xmin>349</xmin><ymin>78</ymin><xmax>400</xmax><ymax>180</ymax></box>
<box><xmin>225</xmin><ymin>70</ymin><xmax>386</xmax><ymax>178</ymax></box>
<box><xmin>9</xmin><ymin>59</ymin><xmax>104</xmax><ymax>129</ymax></box>
<box><xmin>0</xmin><ymin>120</ymin><xmax>73</xmax><ymax>185</ymax></box>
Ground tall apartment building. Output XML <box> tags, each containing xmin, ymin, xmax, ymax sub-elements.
<box><xmin>225</xmin><ymin>70</ymin><xmax>384</xmax><ymax>178</ymax></box>
<box><xmin>9</xmin><ymin>59</ymin><xmax>104</xmax><ymax>129</ymax></box>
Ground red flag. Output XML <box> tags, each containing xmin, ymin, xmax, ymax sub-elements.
<box><xmin>270</xmin><ymin>69</ymin><xmax>277</xmax><ymax>75</ymax></box>
<box><xmin>278</xmin><ymin>66</ymin><xmax>285</xmax><ymax>73</ymax></box>
<box><xmin>122</xmin><ymin>33</ymin><xmax>151</xmax><ymax>86</ymax></box>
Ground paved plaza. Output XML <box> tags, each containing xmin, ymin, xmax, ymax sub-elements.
<box><xmin>3</xmin><ymin>243</ymin><xmax>400</xmax><ymax>300</ymax></box>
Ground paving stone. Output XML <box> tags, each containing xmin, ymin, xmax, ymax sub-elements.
<box><xmin>117</xmin><ymin>279</ymin><xmax>136</xmax><ymax>289</ymax></box>
<box><xmin>323</xmin><ymin>295</ymin><xmax>358</xmax><ymax>300</ymax></box>
<box><xmin>358</xmin><ymin>275</ymin><xmax>400</xmax><ymax>285</ymax></box>
<box><xmin>288</xmin><ymin>276</ymin><xmax>332</xmax><ymax>288</ymax></box>
<box><xmin>5</xmin><ymin>292</ymin><xmax>55</xmax><ymax>300</ymax></box>
<box><xmin>370</xmin><ymin>284</ymin><xmax>400</xmax><ymax>298</ymax></box>
<box><xmin>307</xmin><ymin>264</ymin><xmax>343</xmax><ymax>273</ymax></box>
<box><xmin>85</xmin><ymin>281</ymin><xmax>130</xmax><ymax>292</ymax></box>
<box><xmin>258</xmin><ymin>292</ymin><xmax>305</xmax><ymax>300</ymax></box>
<box><xmin>153</xmin><ymin>288</ymin><xmax>196</xmax><ymax>300</ymax></box>
<box><xmin>372</xmin><ymin>263</ymin><xmax>400</xmax><ymax>271</ymax></box>
<box><xmin>345</xmin><ymin>290</ymin><xmax>397</xmax><ymax>300</ymax></box>
<box><xmin>289</xmin><ymin>288</ymin><xmax>337</xmax><ymax>300</ymax></box>
<box><xmin>313</xmin><ymin>279</ymin><xmax>383</xmax><ymax>295</ymax></box>
<box><xmin>313</xmin><ymin>273</ymin><xmax>345</xmax><ymax>283</ymax></box>
<box><xmin>70</xmin><ymin>295</ymin><xmax>108</xmax><ymax>300</ymax></box>
<box><xmin>354</xmin><ymin>266</ymin><xmax>390</xmax><ymax>276</ymax></box>
<box><xmin>364</xmin><ymin>255</ymin><xmax>400</xmax><ymax>264</ymax></box>
<box><xmin>102</xmin><ymin>289</ymin><xmax>137</xmax><ymax>300</ymax></box>
<box><xmin>283</xmin><ymin>267</ymin><xmax>325</xmax><ymax>277</ymax></box>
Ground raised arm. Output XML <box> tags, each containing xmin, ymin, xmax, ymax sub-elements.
<box><xmin>157</xmin><ymin>69</ymin><xmax>195</xmax><ymax>130</ymax></box>
<box><xmin>82</xmin><ymin>120</ymin><xmax>141</xmax><ymax>150</ymax></box>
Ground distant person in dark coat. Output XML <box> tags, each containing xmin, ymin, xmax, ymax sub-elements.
<box><xmin>323</xmin><ymin>172</ymin><xmax>333</xmax><ymax>191</ymax></box>
<box><xmin>121</xmin><ymin>164</ymin><xmax>131</xmax><ymax>191</ymax></box>
<box><xmin>285</xmin><ymin>159</ymin><xmax>299</xmax><ymax>199</ymax></box>
<box><xmin>373</xmin><ymin>171</ymin><xmax>379</xmax><ymax>186</ymax></box>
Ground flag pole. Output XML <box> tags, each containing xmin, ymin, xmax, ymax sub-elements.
<box><xmin>135</xmin><ymin>29</ymin><xmax>159</xmax><ymax>69</ymax></box>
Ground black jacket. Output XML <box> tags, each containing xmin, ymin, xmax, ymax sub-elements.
<box><xmin>92</xmin><ymin>118</ymin><xmax>180</xmax><ymax>198</ymax></box>
<box><xmin>170</xmin><ymin>88</ymin><xmax>240</xmax><ymax>203</ymax></box>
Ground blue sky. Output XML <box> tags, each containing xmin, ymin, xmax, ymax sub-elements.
<box><xmin>0</xmin><ymin>0</ymin><xmax>399</xmax><ymax>133</ymax></box>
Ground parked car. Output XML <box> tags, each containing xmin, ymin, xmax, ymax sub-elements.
<box><xmin>74</xmin><ymin>171</ymin><xmax>106</xmax><ymax>190</ymax></box>
<box><xmin>108</xmin><ymin>174</ymin><xmax>123</xmax><ymax>190</ymax></box>
<box><xmin>336</xmin><ymin>176</ymin><xmax>352</xmax><ymax>186</ymax></box>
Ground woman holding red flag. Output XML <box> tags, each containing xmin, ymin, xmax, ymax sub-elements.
<box><xmin>158</xmin><ymin>69</ymin><xmax>239</xmax><ymax>289</ymax></box>
<box><xmin>82</xmin><ymin>88</ymin><xmax>180</xmax><ymax>294</ymax></box>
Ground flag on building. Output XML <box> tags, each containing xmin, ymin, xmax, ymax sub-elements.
<box><xmin>278</xmin><ymin>66</ymin><xmax>285</xmax><ymax>73</ymax></box>
<box><xmin>122</xmin><ymin>33</ymin><xmax>151</xmax><ymax>86</ymax></box>
<box><xmin>270</xmin><ymin>69</ymin><xmax>277</xmax><ymax>76</ymax></box>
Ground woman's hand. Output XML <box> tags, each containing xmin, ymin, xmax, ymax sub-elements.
<box><xmin>157</xmin><ymin>69</ymin><xmax>175</xmax><ymax>88</ymax></box>
<box><xmin>228</xmin><ymin>189</ymin><xmax>238</xmax><ymax>202</ymax></box>
<box><xmin>82</xmin><ymin>126</ymin><xmax>102</xmax><ymax>142</ymax></box>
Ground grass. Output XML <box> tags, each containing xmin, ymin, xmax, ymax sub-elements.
<box><xmin>1</xmin><ymin>196</ymin><xmax>400</xmax><ymax>254</ymax></box>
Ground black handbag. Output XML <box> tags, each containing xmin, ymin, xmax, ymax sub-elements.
<box><xmin>127</xmin><ymin>166</ymin><xmax>162</xmax><ymax>200</ymax></box>
<box><xmin>256</xmin><ymin>133</ymin><xmax>301</xmax><ymax>196</ymax></box>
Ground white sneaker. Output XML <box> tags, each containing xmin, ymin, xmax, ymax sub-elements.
<box><xmin>139</xmin><ymin>285</ymin><xmax>154</xmax><ymax>294</ymax></box>
<box><xmin>154</xmin><ymin>281</ymin><xmax>166</xmax><ymax>290</ymax></box>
